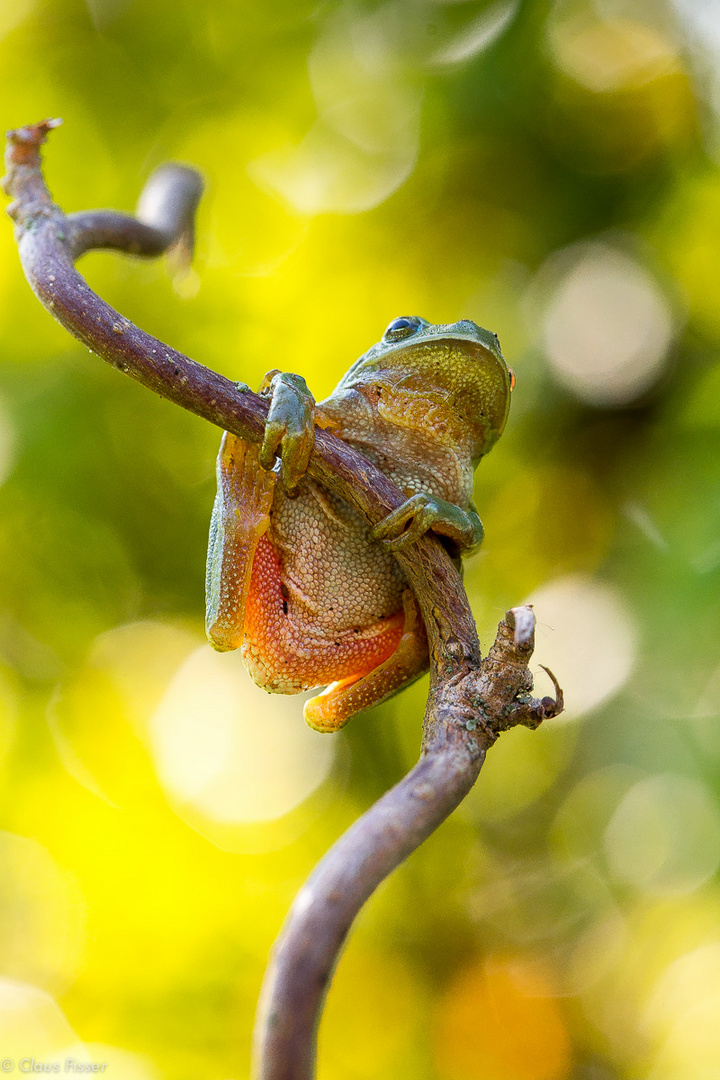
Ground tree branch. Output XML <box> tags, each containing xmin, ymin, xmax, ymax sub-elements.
<box><xmin>3</xmin><ymin>120</ymin><xmax>563</xmax><ymax>1080</ymax></box>
<box><xmin>254</xmin><ymin>609</ymin><xmax>561</xmax><ymax>1080</ymax></box>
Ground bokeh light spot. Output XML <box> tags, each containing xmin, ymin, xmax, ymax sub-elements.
<box><xmin>649</xmin><ymin>995</ymin><xmax>720</xmax><ymax>1080</ymax></box>
<box><xmin>468</xmin><ymin>854</ymin><xmax>618</xmax><ymax>961</ymax></box>
<box><xmin>645</xmin><ymin>942</ymin><xmax>720</xmax><ymax>1038</ymax></box>
<box><xmin>0</xmin><ymin>0</ymin><xmax>34</xmax><ymax>41</ymax></box>
<box><xmin>0</xmin><ymin>833</ymin><xmax>86</xmax><ymax>993</ymax></box>
<box><xmin>548</xmin><ymin>13</ymin><xmax>681</xmax><ymax>94</ymax></box>
<box><xmin>49</xmin><ymin>621</ymin><xmax>200</xmax><ymax>807</ymax></box>
<box><xmin>536</xmin><ymin>241</ymin><xmax>676</xmax><ymax>406</ymax></box>
<box><xmin>150</xmin><ymin>645</ymin><xmax>335</xmax><ymax>824</ymax></box>
<box><xmin>0</xmin><ymin>979</ymin><xmax>79</xmax><ymax>1062</ymax></box>
<box><xmin>0</xmin><ymin>988</ymin><xmax>158</xmax><ymax>1080</ymax></box>
<box><xmin>564</xmin><ymin>908</ymin><xmax>627</xmax><ymax>997</ymax></box>
<box><xmin>528</xmin><ymin>574</ymin><xmax>638</xmax><ymax>719</ymax></box>
<box><xmin>551</xmin><ymin>764</ymin><xmax>643</xmax><ymax>864</ymax></box>
<box><xmin>434</xmin><ymin>956</ymin><xmax>572</xmax><ymax>1080</ymax></box>
<box><xmin>605</xmin><ymin>774</ymin><xmax>720</xmax><ymax>896</ymax></box>
<box><xmin>250</xmin><ymin>116</ymin><xmax>420</xmax><ymax>215</ymax></box>
<box><xmin>250</xmin><ymin>6</ymin><xmax>422</xmax><ymax>214</ymax></box>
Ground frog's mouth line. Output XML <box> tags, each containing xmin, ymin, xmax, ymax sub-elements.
<box><xmin>390</xmin><ymin>330</ymin><xmax>491</xmax><ymax>351</ymax></box>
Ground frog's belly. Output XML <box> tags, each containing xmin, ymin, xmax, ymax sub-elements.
<box><xmin>240</xmin><ymin>481</ymin><xmax>406</xmax><ymax>694</ymax></box>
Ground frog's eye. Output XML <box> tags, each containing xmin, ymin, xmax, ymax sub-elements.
<box><xmin>383</xmin><ymin>316</ymin><xmax>422</xmax><ymax>342</ymax></box>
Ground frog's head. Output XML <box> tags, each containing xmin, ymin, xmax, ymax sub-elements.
<box><xmin>339</xmin><ymin>316</ymin><xmax>514</xmax><ymax>462</ymax></box>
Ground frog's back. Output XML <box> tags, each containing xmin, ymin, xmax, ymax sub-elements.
<box><xmin>241</xmin><ymin>475</ymin><xmax>406</xmax><ymax>694</ymax></box>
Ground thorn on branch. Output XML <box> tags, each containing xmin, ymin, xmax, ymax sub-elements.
<box><xmin>503</xmin><ymin>661</ymin><xmax>564</xmax><ymax>732</ymax></box>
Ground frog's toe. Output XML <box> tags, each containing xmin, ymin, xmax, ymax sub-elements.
<box><xmin>259</xmin><ymin>418</ymin><xmax>284</xmax><ymax>471</ymax></box>
<box><xmin>370</xmin><ymin>494</ymin><xmax>428</xmax><ymax>543</ymax></box>
<box><xmin>259</xmin><ymin>417</ymin><xmax>312</xmax><ymax>493</ymax></box>
<box><xmin>380</xmin><ymin>515</ymin><xmax>432</xmax><ymax>552</ymax></box>
<box><xmin>280</xmin><ymin>424</ymin><xmax>314</xmax><ymax>494</ymax></box>
<box><xmin>372</xmin><ymin>493</ymin><xmax>484</xmax><ymax>553</ymax></box>
<box><xmin>371</xmin><ymin>494</ymin><xmax>447</xmax><ymax>550</ymax></box>
<box><xmin>304</xmin><ymin>677</ymin><xmax>358</xmax><ymax>733</ymax></box>
<box><xmin>257</xmin><ymin>371</ymin><xmax>317</xmax><ymax>492</ymax></box>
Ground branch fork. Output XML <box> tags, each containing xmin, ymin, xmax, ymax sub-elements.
<box><xmin>4</xmin><ymin>120</ymin><xmax>563</xmax><ymax>1080</ymax></box>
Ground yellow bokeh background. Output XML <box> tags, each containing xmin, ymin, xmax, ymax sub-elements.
<box><xmin>2</xmin><ymin>0</ymin><xmax>720</xmax><ymax>1077</ymax></box>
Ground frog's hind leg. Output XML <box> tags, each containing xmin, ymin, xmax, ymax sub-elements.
<box><xmin>304</xmin><ymin>590</ymin><xmax>429</xmax><ymax>733</ymax></box>
<box><xmin>206</xmin><ymin>432</ymin><xmax>276</xmax><ymax>652</ymax></box>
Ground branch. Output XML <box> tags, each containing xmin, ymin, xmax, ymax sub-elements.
<box><xmin>3</xmin><ymin>120</ymin><xmax>563</xmax><ymax>1080</ymax></box>
<box><xmin>255</xmin><ymin>610</ymin><xmax>561</xmax><ymax>1080</ymax></box>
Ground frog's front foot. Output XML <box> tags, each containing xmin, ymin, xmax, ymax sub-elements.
<box><xmin>370</xmin><ymin>493</ymin><xmax>484</xmax><ymax>554</ymax></box>
<box><xmin>258</xmin><ymin>370</ymin><xmax>316</xmax><ymax>494</ymax></box>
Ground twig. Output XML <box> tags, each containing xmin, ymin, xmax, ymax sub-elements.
<box><xmin>3</xmin><ymin>120</ymin><xmax>563</xmax><ymax>1080</ymax></box>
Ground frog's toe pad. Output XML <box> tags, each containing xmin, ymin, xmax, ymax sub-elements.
<box><xmin>304</xmin><ymin>676</ymin><xmax>360</xmax><ymax>733</ymax></box>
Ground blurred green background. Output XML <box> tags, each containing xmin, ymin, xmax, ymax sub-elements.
<box><xmin>1</xmin><ymin>0</ymin><xmax>720</xmax><ymax>1077</ymax></box>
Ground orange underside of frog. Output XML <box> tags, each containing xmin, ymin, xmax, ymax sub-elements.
<box><xmin>242</xmin><ymin>533</ymin><xmax>407</xmax><ymax>697</ymax></box>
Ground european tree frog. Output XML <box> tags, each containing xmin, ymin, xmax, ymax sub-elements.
<box><xmin>206</xmin><ymin>317</ymin><xmax>512</xmax><ymax>732</ymax></box>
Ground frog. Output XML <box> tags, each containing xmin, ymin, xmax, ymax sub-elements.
<box><xmin>205</xmin><ymin>316</ymin><xmax>513</xmax><ymax>733</ymax></box>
